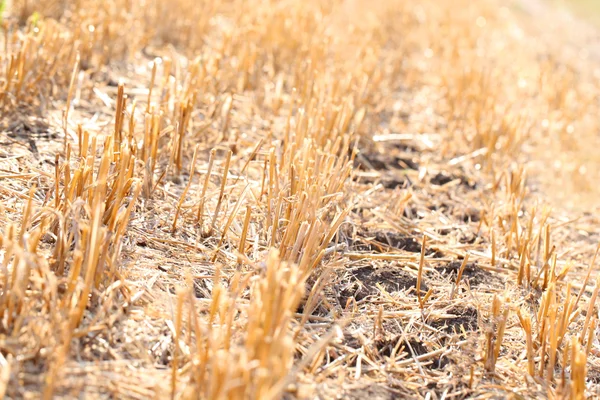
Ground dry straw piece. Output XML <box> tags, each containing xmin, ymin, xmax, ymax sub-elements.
<box><xmin>0</xmin><ymin>0</ymin><xmax>600</xmax><ymax>399</ymax></box>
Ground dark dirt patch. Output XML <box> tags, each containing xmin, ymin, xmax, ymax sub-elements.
<box><xmin>430</xmin><ymin>307</ymin><xmax>478</xmax><ymax>334</ymax></box>
<box><xmin>437</xmin><ymin>227</ymin><xmax>452</xmax><ymax>236</ymax></box>
<box><xmin>339</xmin><ymin>265</ymin><xmax>428</xmax><ymax>305</ymax></box>
<box><xmin>342</xmin><ymin>332</ymin><xmax>362</xmax><ymax>350</ymax></box>
<box><xmin>458</xmin><ymin>207</ymin><xmax>481</xmax><ymax>223</ymax></box>
<box><xmin>587</xmin><ymin>366</ymin><xmax>600</xmax><ymax>384</ymax></box>
<box><xmin>193</xmin><ymin>278</ymin><xmax>212</xmax><ymax>298</ymax></box>
<box><xmin>372</xmin><ymin>231</ymin><xmax>444</xmax><ymax>257</ymax></box>
<box><xmin>342</xmin><ymin>231</ymin><xmax>417</xmax><ymax>252</ymax></box>
<box><xmin>374</xmin><ymin>231</ymin><xmax>422</xmax><ymax>252</ymax></box>
<box><xmin>353</xmin><ymin>150</ymin><xmax>419</xmax><ymax>189</ymax></box>
<box><xmin>431</xmin><ymin>172</ymin><xmax>454</xmax><ymax>186</ymax></box>
<box><xmin>402</xmin><ymin>207</ymin><xmax>424</xmax><ymax>221</ymax></box>
<box><xmin>375</xmin><ymin>336</ymin><xmax>428</xmax><ymax>358</ymax></box>
<box><xmin>458</xmin><ymin>231</ymin><xmax>478</xmax><ymax>244</ymax></box>
<box><xmin>381</xmin><ymin>175</ymin><xmax>410</xmax><ymax>190</ymax></box>
<box><xmin>427</xmin><ymin>203</ymin><xmax>449</xmax><ymax>214</ymax></box>
<box><xmin>356</xmin><ymin>152</ymin><xmax>419</xmax><ymax>171</ymax></box>
<box><xmin>437</xmin><ymin>261</ymin><xmax>497</xmax><ymax>287</ymax></box>
<box><xmin>430</xmin><ymin>354</ymin><xmax>451</xmax><ymax>370</ymax></box>
<box><xmin>431</xmin><ymin>171</ymin><xmax>477</xmax><ymax>189</ymax></box>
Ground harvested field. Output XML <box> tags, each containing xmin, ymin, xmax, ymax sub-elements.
<box><xmin>1</xmin><ymin>0</ymin><xmax>600</xmax><ymax>399</ymax></box>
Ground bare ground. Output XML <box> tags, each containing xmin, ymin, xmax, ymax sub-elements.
<box><xmin>1</xmin><ymin>0</ymin><xmax>600</xmax><ymax>399</ymax></box>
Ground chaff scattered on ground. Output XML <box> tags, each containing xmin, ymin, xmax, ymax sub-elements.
<box><xmin>0</xmin><ymin>0</ymin><xmax>600</xmax><ymax>399</ymax></box>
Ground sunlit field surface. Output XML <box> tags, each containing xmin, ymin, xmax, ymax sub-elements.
<box><xmin>0</xmin><ymin>0</ymin><xmax>599</xmax><ymax>399</ymax></box>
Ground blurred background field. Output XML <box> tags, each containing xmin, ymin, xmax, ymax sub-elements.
<box><xmin>2</xmin><ymin>0</ymin><xmax>600</xmax><ymax>398</ymax></box>
<box><xmin>563</xmin><ymin>0</ymin><xmax>600</xmax><ymax>23</ymax></box>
